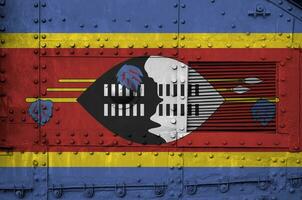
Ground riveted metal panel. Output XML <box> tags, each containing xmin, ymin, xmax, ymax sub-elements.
<box><xmin>178</xmin><ymin>0</ymin><xmax>302</xmax><ymax>33</ymax></box>
<box><xmin>39</xmin><ymin>0</ymin><xmax>179</xmax><ymax>56</ymax></box>
<box><xmin>176</xmin><ymin>48</ymin><xmax>300</xmax><ymax>150</ymax></box>
<box><xmin>0</xmin><ymin>0</ymin><xmax>40</xmax><ymax>150</ymax></box>
<box><xmin>46</xmin><ymin>152</ymin><xmax>183</xmax><ymax>199</ymax></box>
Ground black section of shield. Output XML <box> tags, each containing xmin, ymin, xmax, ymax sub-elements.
<box><xmin>77</xmin><ymin>57</ymin><xmax>165</xmax><ymax>145</ymax></box>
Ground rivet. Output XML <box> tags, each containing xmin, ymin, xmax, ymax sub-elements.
<box><xmin>240</xmin><ymin>141</ymin><xmax>245</xmax><ymax>145</ymax></box>
<box><xmin>34</xmin><ymin>35</ymin><xmax>38</xmax><ymax>39</ymax></box>
<box><xmin>32</xmin><ymin>160</ymin><xmax>39</xmax><ymax>167</ymax></box>
<box><xmin>105</xmin><ymin>152</ymin><xmax>110</xmax><ymax>155</ymax></box>
<box><xmin>154</xmin><ymin>152</ymin><xmax>158</xmax><ymax>156</ymax></box>
<box><xmin>256</xmin><ymin>157</ymin><xmax>261</xmax><ymax>161</ymax></box>
<box><xmin>241</xmin><ymin>156</ymin><xmax>245</xmax><ymax>160</ymax></box>
<box><xmin>257</xmin><ymin>141</ymin><xmax>263</xmax><ymax>145</ymax></box>
<box><xmin>180</xmin><ymin>35</ymin><xmax>185</xmax><ymax>40</ymax></box>
<box><xmin>138</xmin><ymin>152</ymin><xmax>142</xmax><ymax>156</ymax></box>
<box><xmin>207</xmin><ymin>43</ymin><xmax>212</xmax><ymax>48</ymax></box>
<box><xmin>209</xmin><ymin>154</ymin><xmax>214</xmax><ymax>159</ymax></box>
<box><xmin>204</xmin><ymin>141</ymin><xmax>210</xmax><ymax>145</ymax></box>
<box><xmin>170</xmin><ymin>152</ymin><xmax>174</xmax><ymax>156</ymax></box>
<box><xmin>170</xmin><ymin>119</ymin><xmax>176</xmax><ymax>124</ymax></box>
<box><xmin>222</xmin><ymin>141</ymin><xmax>227</xmax><ymax>145</ymax></box>
<box><xmin>272</xmin><ymin>158</ymin><xmax>277</xmax><ymax>163</ymax></box>
<box><xmin>296</xmin><ymin>159</ymin><xmax>301</xmax><ymax>164</ymax></box>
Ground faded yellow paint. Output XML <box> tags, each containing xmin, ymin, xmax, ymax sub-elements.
<box><xmin>58</xmin><ymin>79</ymin><xmax>96</xmax><ymax>83</ymax></box>
<box><xmin>0</xmin><ymin>33</ymin><xmax>301</xmax><ymax>48</ymax></box>
<box><xmin>47</xmin><ymin>88</ymin><xmax>86</xmax><ymax>92</ymax></box>
<box><xmin>1</xmin><ymin>152</ymin><xmax>301</xmax><ymax>167</ymax></box>
<box><xmin>25</xmin><ymin>97</ymin><xmax>78</xmax><ymax>103</ymax></box>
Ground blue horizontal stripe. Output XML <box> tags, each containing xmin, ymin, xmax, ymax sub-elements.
<box><xmin>1</xmin><ymin>167</ymin><xmax>301</xmax><ymax>199</ymax></box>
<box><xmin>1</xmin><ymin>0</ymin><xmax>302</xmax><ymax>33</ymax></box>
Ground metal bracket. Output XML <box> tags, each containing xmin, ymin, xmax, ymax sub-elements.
<box><xmin>287</xmin><ymin>175</ymin><xmax>302</xmax><ymax>188</ymax></box>
<box><xmin>248</xmin><ymin>4</ymin><xmax>271</xmax><ymax>17</ymax></box>
<box><xmin>83</xmin><ymin>184</ymin><xmax>95</xmax><ymax>198</ymax></box>
<box><xmin>51</xmin><ymin>184</ymin><xmax>63</xmax><ymax>199</ymax></box>
<box><xmin>0</xmin><ymin>185</ymin><xmax>33</xmax><ymax>199</ymax></box>
<box><xmin>114</xmin><ymin>184</ymin><xmax>126</xmax><ymax>198</ymax></box>
<box><xmin>184</xmin><ymin>176</ymin><xmax>272</xmax><ymax>195</ymax></box>
<box><xmin>185</xmin><ymin>182</ymin><xmax>198</xmax><ymax>195</ymax></box>
<box><xmin>153</xmin><ymin>184</ymin><xmax>166</xmax><ymax>197</ymax></box>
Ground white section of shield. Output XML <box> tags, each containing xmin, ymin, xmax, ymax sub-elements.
<box><xmin>144</xmin><ymin>56</ymin><xmax>224</xmax><ymax>143</ymax></box>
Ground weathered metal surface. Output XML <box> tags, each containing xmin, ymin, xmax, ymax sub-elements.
<box><xmin>0</xmin><ymin>0</ymin><xmax>302</xmax><ymax>199</ymax></box>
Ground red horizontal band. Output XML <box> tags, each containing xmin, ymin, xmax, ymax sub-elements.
<box><xmin>0</xmin><ymin>48</ymin><xmax>300</xmax><ymax>152</ymax></box>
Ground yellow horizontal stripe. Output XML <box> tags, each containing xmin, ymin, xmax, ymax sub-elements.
<box><xmin>0</xmin><ymin>33</ymin><xmax>301</xmax><ymax>48</ymax></box>
<box><xmin>59</xmin><ymin>79</ymin><xmax>95</xmax><ymax>83</ymax></box>
<box><xmin>0</xmin><ymin>152</ymin><xmax>301</xmax><ymax>167</ymax></box>
<box><xmin>25</xmin><ymin>97</ymin><xmax>77</xmax><ymax>103</ymax></box>
<box><xmin>25</xmin><ymin>97</ymin><xmax>279</xmax><ymax>103</ymax></box>
<box><xmin>225</xmin><ymin>97</ymin><xmax>279</xmax><ymax>103</ymax></box>
<box><xmin>47</xmin><ymin>88</ymin><xmax>86</xmax><ymax>92</ymax></box>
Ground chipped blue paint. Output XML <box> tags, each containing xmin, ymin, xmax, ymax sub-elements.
<box><xmin>117</xmin><ymin>64</ymin><xmax>143</xmax><ymax>92</ymax></box>
<box><xmin>251</xmin><ymin>99</ymin><xmax>275</xmax><ymax>126</ymax></box>
<box><xmin>28</xmin><ymin>99</ymin><xmax>53</xmax><ymax>125</ymax></box>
